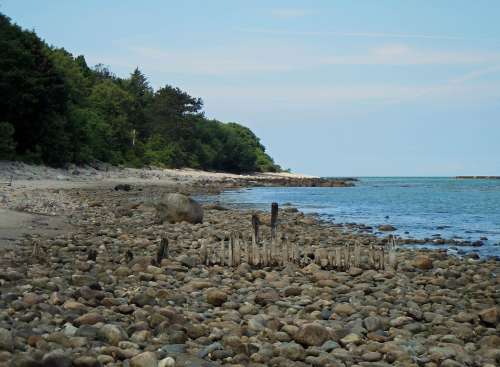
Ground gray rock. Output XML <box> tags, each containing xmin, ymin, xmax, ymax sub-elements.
<box><xmin>197</xmin><ymin>342</ymin><xmax>222</xmax><ymax>358</ymax></box>
<box><xmin>155</xmin><ymin>193</ymin><xmax>203</xmax><ymax>224</ymax></box>
<box><xmin>0</xmin><ymin>328</ymin><xmax>13</xmax><ymax>352</ymax></box>
<box><xmin>378</xmin><ymin>224</ymin><xmax>396</xmax><ymax>231</ymax></box>
<box><xmin>206</xmin><ymin>289</ymin><xmax>227</xmax><ymax>306</ymax></box>
<box><xmin>41</xmin><ymin>349</ymin><xmax>72</xmax><ymax>367</ymax></box>
<box><xmin>130</xmin><ymin>351</ymin><xmax>158</xmax><ymax>367</ymax></box>
<box><xmin>293</xmin><ymin>323</ymin><xmax>331</xmax><ymax>347</ymax></box>
<box><xmin>73</xmin><ymin>356</ymin><xmax>102</xmax><ymax>367</ymax></box>
<box><xmin>278</xmin><ymin>342</ymin><xmax>305</xmax><ymax>360</ymax></box>
<box><xmin>320</xmin><ymin>340</ymin><xmax>339</xmax><ymax>352</ymax></box>
<box><xmin>98</xmin><ymin>324</ymin><xmax>127</xmax><ymax>345</ymax></box>
<box><xmin>363</xmin><ymin>316</ymin><xmax>382</xmax><ymax>332</ymax></box>
<box><xmin>479</xmin><ymin>307</ymin><xmax>498</xmax><ymax>325</ymax></box>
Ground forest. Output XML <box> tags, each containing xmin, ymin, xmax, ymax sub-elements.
<box><xmin>0</xmin><ymin>13</ymin><xmax>280</xmax><ymax>173</ymax></box>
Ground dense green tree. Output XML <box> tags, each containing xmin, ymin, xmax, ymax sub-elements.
<box><xmin>126</xmin><ymin>68</ymin><xmax>153</xmax><ymax>139</ymax></box>
<box><xmin>88</xmin><ymin>80</ymin><xmax>134</xmax><ymax>164</ymax></box>
<box><xmin>0</xmin><ymin>13</ymin><xmax>67</xmax><ymax>163</ymax></box>
<box><xmin>0</xmin><ymin>122</ymin><xmax>16</xmax><ymax>159</ymax></box>
<box><xmin>0</xmin><ymin>12</ymin><xmax>281</xmax><ymax>172</ymax></box>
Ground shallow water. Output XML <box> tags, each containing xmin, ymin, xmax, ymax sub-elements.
<box><xmin>206</xmin><ymin>177</ymin><xmax>500</xmax><ymax>257</ymax></box>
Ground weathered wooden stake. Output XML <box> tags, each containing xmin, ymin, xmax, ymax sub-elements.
<box><xmin>252</xmin><ymin>213</ymin><xmax>260</xmax><ymax>244</ymax></box>
<box><xmin>388</xmin><ymin>236</ymin><xmax>397</xmax><ymax>269</ymax></box>
<box><xmin>156</xmin><ymin>237</ymin><xmax>169</xmax><ymax>265</ymax></box>
<box><xmin>380</xmin><ymin>247</ymin><xmax>385</xmax><ymax>270</ymax></box>
<box><xmin>335</xmin><ymin>247</ymin><xmax>340</xmax><ymax>269</ymax></box>
<box><xmin>354</xmin><ymin>242</ymin><xmax>361</xmax><ymax>268</ymax></box>
<box><xmin>88</xmin><ymin>248</ymin><xmax>98</xmax><ymax>261</ymax></box>
<box><xmin>305</xmin><ymin>240</ymin><xmax>312</xmax><ymax>264</ymax></box>
<box><xmin>328</xmin><ymin>251</ymin><xmax>334</xmax><ymax>268</ymax></box>
<box><xmin>200</xmin><ymin>240</ymin><xmax>207</xmax><ymax>265</ymax></box>
<box><xmin>245</xmin><ymin>236</ymin><xmax>251</xmax><ymax>265</ymax></box>
<box><xmin>270</xmin><ymin>202</ymin><xmax>278</xmax><ymax>241</ymax></box>
<box><xmin>314</xmin><ymin>249</ymin><xmax>320</xmax><ymax>265</ymax></box>
<box><xmin>235</xmin><ymin>233</ymin><xmax>240</xmax><ymax>266</ymax></box>
<box><xmin>228</xmin><ymin>234</ymin><xmax>234</xmax><ymax>267</ymax></box>
<box><xmin>220</xmin><ymin>238</ymin><xmax>225</xmax><ymax>265</ymax></box>
<box><xmin>263</xmin><ymin>240</ymin><xmax>269</xmax><ymax>267</ymax></box>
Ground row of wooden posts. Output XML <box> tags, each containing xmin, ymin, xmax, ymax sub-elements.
<box><xmin>197</xmin><ymin>202</ymin><xmax>398</xmax><ymax>270</ymax></box>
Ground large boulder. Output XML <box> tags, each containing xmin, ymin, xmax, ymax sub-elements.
<box><xmin>155</xmin><ymin>193</ymin><xmax>203</xmax><ymax>224</ymax></box>
<box><xmin>479</xmin><ymin>307</ymin><xmax>498</xmax><ymax>326</ymax></box>
<box><xmin>293</xmin><ymin>323</ymin><xmax>331</xmax><ymax>347</ymax></box>
<box><xmin>413</xmin><ymin>255</ymin><xmax>433</xmax><ymax>270</ymax></box>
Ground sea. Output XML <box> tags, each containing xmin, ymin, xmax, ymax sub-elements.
<box><xmin>203</xmin><ymin>177</ymin><xmax>500</xmax><ymax>258</ymax></box>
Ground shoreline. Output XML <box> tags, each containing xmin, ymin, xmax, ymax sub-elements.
<box><xmin>0</xmin><ymin>168</ymin><xmax>499</xmax><ymax>365</ymax></box>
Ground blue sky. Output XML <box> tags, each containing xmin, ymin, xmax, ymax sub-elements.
<box><xmin>3</xmin><ymin>0</ymin><xmax>500</xmax><ymax>176</ymax></box>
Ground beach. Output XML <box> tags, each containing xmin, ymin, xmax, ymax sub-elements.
<box><xmin>0</xmin><ymin>163</ymin><xmax>499</xmax><ymax>366</ymax></box>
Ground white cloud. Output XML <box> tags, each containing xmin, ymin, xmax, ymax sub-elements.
<box><xmin>322</xmin><ymin>44</ymin><xmax>500</xmax><ymax>65</ymax></box>
<box><xmin>190</xmin><ymin>82</ymin><xmax>500</xmax><ymax>106</ymax></box>
<box><xmin>100</xmin><ymin>43</ymin><xmax>500</xmax><ymax>78</ymax></box>
<box><xmin>386</xmin><ymin>64</ymin><xmax>500</xmax><ymax>104</ymax></box>
<box><xmin>239</xmin><ymin>28</ymin><xmax>479</xmax><ymax>41</ymax></box>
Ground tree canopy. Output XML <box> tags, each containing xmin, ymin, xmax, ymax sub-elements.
<box><xmin>0</xmin><ymin>13</ymin><xmax>280</xmax><ymax>173</ymax></box>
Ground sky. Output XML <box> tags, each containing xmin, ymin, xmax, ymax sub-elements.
<box><xmin>2</xmin><ymin>0</ymin><xmax>500</xmax><ymax>176</ymax></box>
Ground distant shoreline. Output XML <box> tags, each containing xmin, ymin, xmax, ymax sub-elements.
<box><xmin>456</xmin><ymin>176</ymin><xmax>500</xmax><ymax>179</ymax></box>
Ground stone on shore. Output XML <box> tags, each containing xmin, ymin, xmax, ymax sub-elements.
<box><xmin>378</xmin><ymin>224</ymin><xmax>396</xmax><ymax>231</ymax></box>
<box><xmin>293</xmin><ymin>323</ymin><xmax>331</xmax><ymax>347</ymax></box>
<box><xmin>206</xmin><ymin>289</ymin><xmax>227</xmax><ymax>306</ymax></box>
<box><xmin>155</xmin><ymin>193</ymin><xmax>203</xmax><ymax>224</ymax></box>
<box><xmin>479</xmin><ymin>307</ymin><xmax>499</xmax><ymax>325</ymax></box>
<box><xmin>130</xmin><ymin>351</ymin><xmax>158</xmax><ymax>367</ymax></box>
<box><xmin>413</xmin><ymin>255</ymin><xmax>433</xmax><ymax>269</ymax></box>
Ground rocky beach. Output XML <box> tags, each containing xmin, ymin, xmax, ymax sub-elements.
<box><xmin>0</xmin><ymin>163</ymin><xmax>499</xmax><ymax>367</ymax></box>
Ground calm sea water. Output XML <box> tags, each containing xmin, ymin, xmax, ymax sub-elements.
<box><xmin>205</xmin><ymin>177</ymin><xmax>500</xmax><ymax>258</ymax></box>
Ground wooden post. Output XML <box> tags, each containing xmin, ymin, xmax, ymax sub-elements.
<box><xmin>270</xmin><ymin>202</ymin><xmax>278</xmax><ymax>241</ymax></box>
<box><xmin>210</xmin><ymin>244</ymin><xmax>216</xmax><ymax>265</ymax></box>
<box><xmin>234</xmin><ymin>233</ymin><xmax>240</xmax><ymax>266</ymax></box>
<box><xmin>88</xmin><ymin>248</ymin><xmax>98</xmax><ymax>261</ymax></box>
<box><xmin>200</xmin><ymin>240</ymin><xmax>207</xmax><ymax>265</ymax></box>
<box><xmin>263</xmin><ymin>240</ymin><xmax>269</xmax><ymax>267</ymax></box>
<box><xmin>156</xmin><ymin>237</ymin><xmax>169</xmax><ymax>265</ymax></box>
<box><xmin>328</xmin><ymin>251</ymin><xmax>334</xmax><ymax>269</ymax></box>
<box><xmin>314</xmin><ymin>249</ymin><xmax>321</xmax><ymax>265</ymax></box>
<box><xmin>388</xmin><ymin>236</ymin><xmax>397</xmax><ymax>270</ymax></box>
<box><xmin>220</xmin><ymin>238</ymin><xmax>225</xmax><ymax>265</ymax></box>
<box><xmin>252</xmin><ymin>213</ymin><xmax>260</xmax><ymax>245</ymax></box>
<box><xmin>380</xmin><ymin>246</ymin><xmax>385</xmax><ymax>270</ymax></box>
<box><xmin>306</xmin><ymin>240</ymin><xmax>312</xmax><ymax>264</ymax></box>
<box><xmin>335</xmin><ymin>247</ymin><xmax>340</xmax><ymax>269</ymax></box>
<box><xmin>228</xmin><ymin>234</ymin><xmax>234</xmax><ymax>267</ymax></box>
<box><xmin>251</xmin><ymin>214</ymin><xmax>260</xmax><ymax>266</ymax></box>
<box><xmin>245</xmin><ymin>235</ymin><xmax>251</xmax><ymax>265</ymax></box>
<box><xmin>283</xmin><ymin>237</ymin><xmax>289</xmax><ymax>264</ymax></box>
